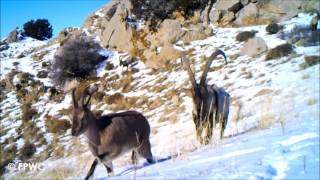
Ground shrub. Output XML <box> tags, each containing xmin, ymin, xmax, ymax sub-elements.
<box><xmin>300</xmin><ymin>55</ymin><xmax>320</xmax><ymax>69</ymax></box>
<box><xmin>20</xmin><ymin>141</ymin><xmax>36</xmax><ymax>159</ymax></box>
<box><xmin>45</xmin><ymin>115</ymin><xmax>71</xmax><ymax>134</ymax></box>
<box><xmin>266</xmin><ymin>23</ymin><xmax>282</xmax><ymax>34</ymax></box>
<box><xmin>236</xmin><ymin>31</ymin><xmax>256</xmax><ymax>42</ymax></box>
<box><xmin>0</xmin><ymin>144</ymin><xmax>17</xmax><ymax>174</ymax></box>
<box><xmin>50</xmin><ymin>36</ymin><xmax>106</xmax><ymax>86</ymax></box>
<box><xmin>36</xmin><ymin>70</ymin><xmax>48</xmax><ymax>78</ymax></box>
<box><xmin>23</xmin><ymin>19</ymin><xmax>53</xmax><ymax>40</ymax></box>
<box><xmin>304</xmin><ymin>55</ymin><xmax>320</xmax><ymax>66</ymax></box>
<box><xmin>21</xmin><ymin>102</ymin><xmax>38</xmax><ymax>122</ymax></box>
<box><xmin>130</xmin><ymin>0</ymin><xmax>208</xmax><ymax>31</ymax></box>
<box><xmin>266</xmin><ymin>43</ymin><xmax>294</xmax><ymax>60</ymax></box>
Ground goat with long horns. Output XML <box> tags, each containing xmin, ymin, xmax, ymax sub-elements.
<box><xmin>181</xmin><ymin>49</ymin><xmax>230</xmax><ymax>144</ymax></box>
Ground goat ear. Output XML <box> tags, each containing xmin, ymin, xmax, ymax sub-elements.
<box><xmin>72</xmin><ymin>88</ymin><xmax>78</xmax><ymax>108</ymax></box>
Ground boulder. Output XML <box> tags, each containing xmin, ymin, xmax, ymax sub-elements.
<box><xmin>100</xmin><ymin>4</ymin><xmax>135</xmax><ymax>52</ymax></box>
<box><xmin>240</xmin><ymin>0</ymin><xmax>250</xmax><ymax>6</ymax></box>
<box><xmin>56</xmin><ymin>27</ymin><xmax>80</xmax><ymax>46</ymax></box>
<box><xmin>207</xmin><ymin>0</ymin><xmax>242</xmax><ymax>24</ymax></box>
<box><xmin>209</xmin><ymin>9</ymin><xmax>223</xmax><ymax>23</ymax></box>
<box><xmin>156</xmin><ymin>19</ymin><xmax>185</xmax><ymax>44</ymax></box>
<box><xmin>234</xmin><ymin>3</ymin><xmax>259</xmax><ymax>25</ymax></box>
<box><xmin>240</xmin><ymin>37</ymin><xmax>268</xmax><ymax>57</ymax></box>
<box><xmin>220</xmin><ymin>11</ymin><xmax>236</xmax><ymax>26</ymax></box>
<box><xmin>7</xmin><ymin>28</ymin><xmax>23</xmax><ymax>43</ymax></box>
<box><xmin>144</xmin><ymin>43</ymin><xmax>181</xmax><ymax>70</ymax></box>
<box><xmin>235</xmin><ymin>0</ymin><xmax>320</xmax><ymax>26</ymax></box>
<box><xmin>83</xmin><ymin>0</ymin><xmax>121</xmax><ymax>30</ymax></box>
<box><xmin>214</xmin><ymin>0</ymin><xmax>241</xmax><ymax>12</ymax></box>
<box><xmin>181</xmin><ymin>24</ymin><xmax>213</xmax><ymax>43</ymax></box>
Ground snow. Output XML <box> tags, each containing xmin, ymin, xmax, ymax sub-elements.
<box><xmin>278</xmin><ymin>133</ymin><xmax>319</xmax><ymax>147</ymax></box>
<box><xmin>1</xmin><ymin>13</ymin><xmax>319</xmax><ymax>180</ymax></box>
<box><xmin>91</xmin><ymin>115</ymin><xmax>318</xmax><ymax>180</ymax></box>
<box><xmin>89</xmin><ymin>13</ymin><xmax>319</xmax><ymax>179</ymax></box>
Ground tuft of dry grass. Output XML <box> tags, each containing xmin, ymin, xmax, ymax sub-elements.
<box><xmin>254</xmin><ymin>89</ymin><xmax>273</xmax><ymax>97</ymax></box>
<box><xmin>45</xmin><ymin>166</ymin><xmax>75</xmax><ymax>180</ymax></box>
<box><xmin>259</xmin><ymin>96</ymin><xmax>274</xmax><ymax>129</ymax></box>
<box><xmin>307</xmin><ymin>98</ymin><xmax>317</xmax><ymax>106</ymax></box>
<box><xmin>44</xmin><ymin>115</ymin><xmax>71</xmax><ymax>134</ymax></box>
<box><xmin>265</xmin><ymin>43</ymin><xmax>294</xmax><ymax>60</ymax></box>
<box><xmin>301</xmin><ymin>74</ymin><xmax>310</xmax><ymax>79</ymax></box>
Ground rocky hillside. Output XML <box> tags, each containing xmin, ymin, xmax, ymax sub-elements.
<box><xmin>1</xmin><ymin>0</ymin><xmax>319</xmax><ymax>179</ymax></box>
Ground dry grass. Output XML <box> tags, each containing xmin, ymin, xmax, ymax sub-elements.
<box><xmin>44</xmin><ymin>166</ymin><xmax>75</xmax><ymax>180</ymax></box>
<box><xmin>254</xmin><ymin>89</ymin><xmax>273</xmax><ymax>97</ymax></box>
<box><xmin>266</xmin><ymin>43</ymin><xmax>294</xmax><ymax>60</ymax></box>
<box><xmin>301</xmin><ymin>74</ymin><xmax>310</xmax><ymax>79</ymax></box>
<box><xmin>44</xmin><ymin>115</ymin><xmax>71</xmax><ymax>134</ymax></box>
<box><xmin>259</xmin><ymin>96</ymin><xmax>274</xmax><ymax>129</ymax></box>
<box><xmin>307</xmin><ymin>98</ymin><xmax>317</xmax><ymax>106</ymax></box>
<box><xmin>148</xmin><ymin>97</ymin><xmax>165</xmax><ymax>110</ymax></box>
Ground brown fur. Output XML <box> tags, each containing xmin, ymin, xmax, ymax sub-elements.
<box><xmin>71</xmin><ymin>85</ymin><xmax>153</xmax><ymax>179</ymax></box>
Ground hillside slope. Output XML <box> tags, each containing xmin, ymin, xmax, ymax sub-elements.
<box><xmin>1</xmin><ymin>11</ymin><xmax>319</xmax><ymax>180</ymax></box>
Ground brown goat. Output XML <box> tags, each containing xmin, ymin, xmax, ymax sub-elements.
<box><xmin>71</xmin><ymin>85</ymin><xmax>154</xmax><ymax>179</ymax></box>
<box><xmin>182</xmin><ymin>49</ymin><xmax>230</xmax><ymax>144</ymax></box>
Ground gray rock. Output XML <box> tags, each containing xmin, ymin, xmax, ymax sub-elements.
<box><xmin>240</xmin><ymin>37</ymin><xmax>268</xmax><ymax>57</ymax></box>
<box><xmin>100</xmin><ymin>3</ymin><xmax>135</xmax><ymax>51</ymax></box>
<box><xmin>7</xmin><ymin>28</ymin><xmax>23</xmax><ymax>43</ymax></box>
<box><xmin>240</xmin><ymin>0</ymin><xmax>250</xmax><ymax>6</ymax></box>
<box><xmin>234</xmin><ymin>3</ymin><xmax>259</xmax><ymax>25</ymax></box>
<box><xmin>157</xmin><ymin>19</ymin><xmax>185</xmax><ymax>44</ymax></box>
<box><xmin>181</xmin><ymin>24</ymin><xmax>212</xmax><ymax>43</ymax></box>
<box><xmin>209</xmin><ymin>9</ymin><xmax>223</xmax><ymax>23</ymax></box>
<box><xmin>143</xmin><ymin>43</ymin><xmax>181</xmax><ymax>70</ymax></box>
<box><xmin>214</xmin><ymin>0</ymin><xmax>241</xmax><ymax>11</ymax></box>
<box><xmin>56</xmin><ymin>27</ymin><xmax>80</xmax><ymax>46</ymax></box>
<box><xmin>235</xmin><ymin>0</ymin><xmax>318</xmax><ymax>26</ymax></box>
<box><xmin>220</xmin><ymin>11</ymin><xmax>236</xmax><ymax>25</ymax></box>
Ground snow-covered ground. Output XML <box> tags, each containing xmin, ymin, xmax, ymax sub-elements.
<box><xmin>1</xmin><ymin>13</ymin><xmax>319</xmax><ymax>179</ymax></box>
<box><xmin>94</xmin><ymin>112</ymin><xmax>318</xmax><ymax>180</ymax></box>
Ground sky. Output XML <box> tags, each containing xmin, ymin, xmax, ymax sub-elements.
<box><xmin>1</xmin><ymin>0</ymin><xmax>109</xmax><ymax>39</ymax></box>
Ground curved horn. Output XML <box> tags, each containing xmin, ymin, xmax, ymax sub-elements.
<box><xmin>81</xmin><ymin>85</ymin><xmax>98</xmax><ymax>107</ymax></box>
<box><xmin>200</xmin><ymin>49</ymin><xmax>227</xmax><ymax>86</ymax></box>
<box><xmin>181</xmin><ymin>54</ymin><xmax>197</xmax><ymax>90</ymax></box>
<box><xmin>72</xmin><ymin>88</ymin><xmax>78</xmax><ymax>108</ymax></box>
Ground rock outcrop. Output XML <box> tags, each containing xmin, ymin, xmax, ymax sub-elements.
<box><xmin>56</xmin><ymin>27</ymin><xmax>81</xmax><ymax>46</ymax></box>
<box><xmin>6</xmin><ymin>28</ymin><xmax>24</xmax><ymax>43</ymax></box>
<box><xmin>203</xmin><ymin>0</ymin><xmax>320</xmax><ymax>26</ymax></box>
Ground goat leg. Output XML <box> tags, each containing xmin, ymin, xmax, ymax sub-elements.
<box><xmin>84</xmin><ymin>159</ymin><xmax>98</xmax><ymax>180</ymax></box>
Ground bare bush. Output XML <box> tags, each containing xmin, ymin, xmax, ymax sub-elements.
<box><xmin>50</xmin><ymin>36</ymin><xmax>107</xmax><ymax>86</ymax></box>
<box><xmin>236</xmin><ymin>31</ymin><xmax>256</xmax><ymax>42</ymax></box>
<box><xmin>266</xmin><ymin>43</ymin><xmax>294</xmax><ymax>60</ymax></box>
<box><xmin>266</xmin><ymin>23</ymin><xmax>282</xmax><ymax>34</ymax></box>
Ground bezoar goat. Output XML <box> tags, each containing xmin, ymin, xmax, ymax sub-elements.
<box><xmin>71</xmin><ymin>85</ymin><xmax>154</xmax><ymax>179</ymax></box>
<box><xmin>181</xmin><ymin>49</ymin><xmax>230</xmax><ymax>144</ymax></box>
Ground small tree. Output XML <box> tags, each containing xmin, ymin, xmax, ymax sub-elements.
<box><xmin>23</xmin><ymin>19</ymin><xmax>53</xmax><ymax>40</ymax></box>
<box><xmin>50</xmin><ymin>36</ymin><xmax>106</xmax><ymax>86</ymax></box>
